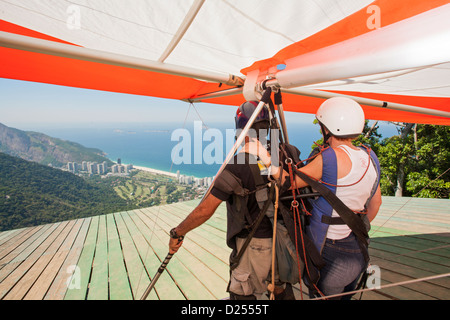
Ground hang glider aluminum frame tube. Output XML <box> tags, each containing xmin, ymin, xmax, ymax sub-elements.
<box><xmin>273</xmin><ymin>4</ymin><xmax>450</xmax><ymax>89</ymax></box>
<box><xmin>200</xmin><ymin>88</ymin><xmax>272</xmax><ymax>203</ymax></box>
<box><xmin>158</xmin><ymin>0</ymin><xmax>205</xmax><ymax>63</ymax></box>
<box><xmin>0</xmin><ymin>31</ymin><xmax>244</xmax><ymax>87</ymax></box>
<box><xmin>187</xmin><ymin>83</ymin><xmax>450</xmax><ymax>119</ymax></box>
<box><xmin>278</xmin><ymin>87</ymin><xmax>450</xmax><ymax>119</ymax></box>
<box><xmin>185</xmin><ymin>87</ymin><xmax>244</xmax><ymax>103</ymax></box>
<box><xmin>276</xmin><ymin>102</ymin><xmax>289</xmax><ymax>144</ymax></box>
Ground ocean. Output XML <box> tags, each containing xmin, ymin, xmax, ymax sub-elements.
<box><xmin>22</xmin><ymin>120</ymin><xmax>398</xmax><ymax>178</ymax></box>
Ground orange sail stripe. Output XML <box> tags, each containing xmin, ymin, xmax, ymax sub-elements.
<box><xmin>0</xmin><ymin>46</ymin><xmax>230</xmax><ymax>101</ymax></box>
<box><xmin>0</xmin><ymin>20</ymin><xmax>233</xmax><ymax>101</ymax></box>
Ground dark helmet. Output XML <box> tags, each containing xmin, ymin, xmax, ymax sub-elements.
<box><xmin>235</xmin><ymin>101</ymin><xmax>270</xmax><ymax>131</ymax></box>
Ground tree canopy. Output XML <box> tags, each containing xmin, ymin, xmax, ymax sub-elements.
<box><xmin>310</xmin><ymin>120</ymin><xmax>449</xmax><ymax>199</ymax></box>
<box><xmin>358</xmin><ymin>122</ymin><xmax>449</xmax><ymax>198</ymax></box>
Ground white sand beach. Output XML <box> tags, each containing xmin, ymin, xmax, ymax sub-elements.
<box><xmin>133</xmin><ymin>165</ymin><xmax>177</xmax><ymax>178</ymax></box>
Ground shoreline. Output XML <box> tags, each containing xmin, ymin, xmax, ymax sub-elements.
<box><xmin>111</xmin><ymin>158</ymin><xmax>216</xmax><ymax>180</ymax></box>
<box><xmin>133</xmin><ymin>165</ymin><xmax>178</xmax><ymax>178</ymax></box>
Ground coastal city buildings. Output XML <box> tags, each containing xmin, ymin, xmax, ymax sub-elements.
<box><xmin>66</xmin><ymin>160</ymin><xmax>133</xmax><ymax>176</ymax></box>
<box><xmin>176</xmin><ymin>170</ymin><xmax>214</xmax><ymax>187</ymax></box>
<box><xmin>67</xmin><ymin>162</ymin><xmax>213</xmax><ymax>189</ymax></box>
<box><xmin>110</xmin><ymin>163</ymin><xmax>133</xmax><ymax>174</ymax></box>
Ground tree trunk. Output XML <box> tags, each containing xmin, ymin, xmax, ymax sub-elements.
<box><xmin>395</xmin><ymin>165</ymin><xmax>405</xmax><ymax>197</ymax></box>
<box><xmin>395</xmin><ymin>123</ymin><xmax>414</xmax><ymax>197</ymax></box>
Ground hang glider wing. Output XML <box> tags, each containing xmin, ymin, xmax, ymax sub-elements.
<box><xmin>0</xmin><ymin>0</ymin><xmax>449</xmax><ymax>125</ymax></box>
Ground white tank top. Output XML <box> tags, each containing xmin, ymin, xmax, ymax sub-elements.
<box><xmin>326</xmin><ymin>145</ymin><xmax>378</xmax><ymax>240</ymax></box>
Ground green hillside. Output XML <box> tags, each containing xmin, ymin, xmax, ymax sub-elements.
<box><xmin>0</xmin><ymin>122</ymin><xmax>113</xmax><ymax>167</ymax></box>
<box><xmin>0</xmin><ymin>152</ymin><xmax>131</xmax><ymax>231</ymax></box>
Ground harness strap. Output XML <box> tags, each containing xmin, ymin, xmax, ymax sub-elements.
<box><xmin>362</xmin><ymin>147</ymin><xmax>381</xmax><ymax>211</ymax></box>
<box><xmin>321</xmin><ymin>216</ymin><xmax>346</xmax><ymax>225</ymax></box>
<box><xmin>230</xmin><ymin>183</ymin><xmax>275</xmax><ymax>271</ymax></box>
<box><xmin>321</xmin><ymin>213</ymin><xmax>367</xmax><ymax>226</ymax></box>
<box><xmin>228</xmin><ymin>153</ymin><xmax>273</xmax><ymax>271</ymax></box>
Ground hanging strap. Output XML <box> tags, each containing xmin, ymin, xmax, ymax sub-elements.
<box><xmin>230</xmin><ymin>183</ymin><xmax>275</xmax><ymax>270</ymax></box>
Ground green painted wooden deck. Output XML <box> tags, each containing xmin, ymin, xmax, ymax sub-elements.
<box><xmin>0</xmin><ymin>196</ymin><xmax>448</xmax><ymax>300</ymax></box>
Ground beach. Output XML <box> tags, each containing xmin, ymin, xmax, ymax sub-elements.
<box><xmin>133</xmin><ymin>165</ymin><xmax>178</xmax><ymax>178</ymax></box>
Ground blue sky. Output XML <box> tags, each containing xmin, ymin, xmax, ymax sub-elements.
<box><xmin>0</xmin><ymin>78</ymin><xmax>238</xmax><ymax>127</ymax></box>
<box><xmin>0</xmin><ymin>78</ymin><xmax>318</xmax><ymax>129</ymax></box>
<box><xmin>0</xmin><ymin>78</ymin><xmax>398</xmax><ymax>137</ymax></box>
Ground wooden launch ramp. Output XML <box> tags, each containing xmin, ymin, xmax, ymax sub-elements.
<box><xmin>0</xmin><ymin>197</ymin><xmax>448</xmax><ymax>300</ymax></box>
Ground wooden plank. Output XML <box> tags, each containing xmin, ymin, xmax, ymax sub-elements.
<box><xmin>0</xmin><ymin>227</ymin><xmax>38</xmax><ymax>256</ymax></box>
<box><xmin>372</xmin><ymin>232</ymin><xmax>450</xmax><ymax>252</ymax></box>
<box><xmin>87</xmin><ymin>215</ymin><xmax>109</xmax><ymax>300</ymax></box>
<box><xmin>125</xmin><ymin>209</ymin><xmax>188</xmax><ymax>300</ymax></box>
<box><xmin>360</xmin><ymin>289</ymin><xmax>393</xmax><ymax>300</ymax></box>
<box><xmin>106</xmin><ymin>214</ymin><xmax>133</xmax><ymax>300</ymax></box>
<box><xmin>0</xmin><ymin>229</ymin><xmax>22</xmax><ymax>246</ymax></box>
<box><xmin>369</xmin><ymin>248</ymin><xmax>450</xmax><ymax>289</ymax></box>
<box><xmin>44</xmin><ymin>218</ymin><xmax>91</xmax><ymax>300</ymax></box>
<box><xmin>0</xmin><ymin>225</ymin><xmax>46</xmax><ymax>264</ymax></box>
<box><xmin>64</xmin><ymin>216</ymin><xmax>99</xmax><ymax>300</ymax></box>
<box><xmin>139</xmin><ymin>207</ymin><xmax>230</xmax><ymax>284</ymax></box>
<box><xmin>0</xmin><ymin>222</ymin><xmax>66</xmax><ymax>299</ymax></box>
<box><xmin>0</xmin><ymin>196</ymin><xmax>445</xmax><ymax>300</ymax></box>
<box><xmin>4</xmin><ymin>220</ymin><xmax>75</xmax><ymax>300</ymax></box>
<box><xmin>114</xmin><ymin>211</ymin><xmax>155</xmax><ymax>300</ymax></box>
<box><xmin>133</xmin><ymin>209</ymin><xmax>221</xmax><ymax>300</ymax></box>
<box><xmin>0</xmin><ymin>224</ymin><xmax>55</xmax><ymax>284</ymax></box>
<box><xmin>371</xmin><ymin>218</ymin><xmax>448</xmax><ymax>234</ymax></box>
<box><xmin>130</xmin><ymin>208</ymin><xmax>213</xmax><ymax>300</ymax></box>
<box><xmin>23</xmin><ymin>219</ymin><xmax>84</xmax><ymax>300</ymax></box>
<box><xmin>150</xmin><ymin>204</ymin><xmax>229</xmax><ymax>253</ymax></box>
<box><xmin>370</xmin><ymin>243</ymin><xmax>449</xmax><ymax>276</ymax></box>
<box><xmin>158</xmin><ymin>204</ymin><xmax>228</xmax><ymax>242</ymax></box>
<box><xmin>142</xmin><ymin>206</ymin><xmax>230</xmax><ymax>263</ymax></box>
<box><xmin>164</xmin><ymin>202</ymin><xmax>227</xmax><ymax>233</ymax></box>
<box><xmin>370</xmin><ymin>239</ymin><xmax>450</xmax><ymax>267</ymax></box>
<box><xmin>375</xmin><ymin>268</ymin><xmax>448</xmax><ymax>300</ymax></box>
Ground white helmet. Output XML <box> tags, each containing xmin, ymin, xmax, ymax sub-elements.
<box><xmin>315</xmin><ymin>97</ymin><xmax>365</xmax><ymax>138</ymax></box>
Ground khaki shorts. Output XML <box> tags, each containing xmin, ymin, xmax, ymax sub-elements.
<box><xmin>228</xmin><ymin>237</ymin><xmax>274</xmax><ymax>298</ymax></box>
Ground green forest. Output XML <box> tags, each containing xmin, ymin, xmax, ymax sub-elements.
<box><xmin>356</xmin><ymin>123</ymin><xmax>449</xmax><ymax>198</ymax></box>
<box><xmin>0</xmin><ymin>152</ymin><xmax>132</xmax><ymax>231</ymax></box>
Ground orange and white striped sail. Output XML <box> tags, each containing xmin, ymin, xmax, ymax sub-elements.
<box><xmin>0</xmin><ymin>0</ymin><xmax>449</xmax><ymax>124</ymax></box>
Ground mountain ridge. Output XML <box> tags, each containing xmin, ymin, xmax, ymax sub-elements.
<box><xmin>0</xmin><ymin>122</ymin><xmax>113</xmax><ymax>167</ymax></box>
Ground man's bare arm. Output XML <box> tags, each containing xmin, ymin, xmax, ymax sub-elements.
<box><xmin>169</xmin><ymin>193</ymin><xmax>222</xmax><ymax>253</ymax></box>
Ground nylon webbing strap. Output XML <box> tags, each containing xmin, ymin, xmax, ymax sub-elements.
<box><xmin>247</xmin><ymin>155</ymin><xmax>266</xmax><ymax>189</ymax></box>
<box><xmin>321</xmin><ymin>216</ymin><xmax>346</xmax><ymax>225</ymax></box>
<box><xmin>230</xmin><ymin>183</ymin><xmax>275</xmax><ymax>271</ymax></box>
